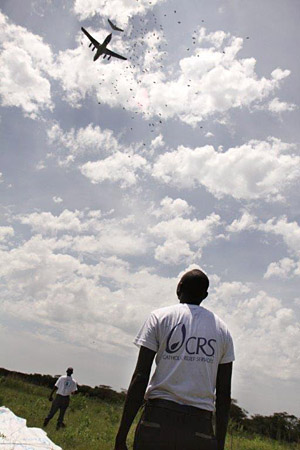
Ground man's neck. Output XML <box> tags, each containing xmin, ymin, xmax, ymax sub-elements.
<box><xmin>180</xmin><ymin>300</ymin><xmax>201</xmax><ymax>306</ymax></box>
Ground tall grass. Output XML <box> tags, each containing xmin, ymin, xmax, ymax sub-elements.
<box><xmin>0</xmin><ymin>376</ymin><xmax>299</xmax><ymax>450</ymax></box>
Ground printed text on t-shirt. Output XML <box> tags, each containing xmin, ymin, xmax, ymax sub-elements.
<box><xmin>165</xmin><ymin>323</ymin><xmax>216</xmax><ymax>359</ymax></box>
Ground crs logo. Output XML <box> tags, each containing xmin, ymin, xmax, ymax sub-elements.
<box><xmin>165</xmin><ymin>322</ymin><xmax>216</xmax><ymax>357</ymax></box>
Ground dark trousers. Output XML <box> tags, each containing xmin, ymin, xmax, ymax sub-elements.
<box><xmin>46</xmin><ymin>394</ymin><xmax>70</xmax><ymax>424</ymax></box>
<box><xmin>133</xmin><ymin>399</ymin><xmax>217</xmax><ymax>450</ymax></box>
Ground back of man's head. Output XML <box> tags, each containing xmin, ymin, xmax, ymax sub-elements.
<box><xmin>177</xmin><ymin>269</ymin><xmax>209</xmax><ymax>304</ymax></box>
<box><xmin>66</xmin><ymin>367</ymin><xmax>73</xmax><ymax>376</ymax></box>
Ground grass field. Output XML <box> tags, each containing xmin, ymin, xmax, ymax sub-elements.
<box><xmin>0</xmin><ymin>376</ymin><xmax>299</xmax><ymax>450</ymax></box>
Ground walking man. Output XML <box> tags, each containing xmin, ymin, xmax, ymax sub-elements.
<box><xmin>43</xmin><ymin>367</ymin><xmax>77</xmax><ymax>430</ymax></box>
<box><xmin>114</xmin><ymin>269</ymin><xmax>235</xmax><ymax>450</ymax></box>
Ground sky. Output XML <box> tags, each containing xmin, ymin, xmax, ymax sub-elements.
<box><xmin>0</xmin><ymin>0</ymin><xmax>300</xmax><ymax>418</ymax></box>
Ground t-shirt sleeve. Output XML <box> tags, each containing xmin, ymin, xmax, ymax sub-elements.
<box><xmin>133</xmin><ymin>312</ymin><xmax>159</xmax><ymax>352</ymax></box>
<box><xmin>55</xmin><ymin>377</ymin><xmax>62</xmax><ymax>388</ymax></box>
<box><xmin>219</xmin><ymin>328</ymin><xmax>235</xmax><ymax>364</ymax></box>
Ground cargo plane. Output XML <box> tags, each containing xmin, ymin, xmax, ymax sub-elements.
<box><xmin>81</xmin><ymin>27</ymin><xmax>127</xmax><ymax>61</ymax></box>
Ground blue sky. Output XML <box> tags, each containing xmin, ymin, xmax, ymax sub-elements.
<box><xmin>1</xmin><ymin>0</ymin><xmax>300</xmax><ymax>417</ymax></box>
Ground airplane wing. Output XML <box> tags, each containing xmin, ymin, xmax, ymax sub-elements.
<box><xmin>108</xmin><ymin>19</ymin><xmax>124</xmax><ymax>32</ymax></box>
<box><xmin>104</xmin><ymin>48</ymin><xmax>127</xmax><ymax>60</ymax></box>
<box><xmin>81</xmin><ymin>27</ymin><xmax>99</xmax><ymax>47</ymax></box>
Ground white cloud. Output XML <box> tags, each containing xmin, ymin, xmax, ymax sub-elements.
<box><xmin>0</xmin><ymin>12</ymin><xmax>53</xmax><ymax>118</ymax></box>
<box><xmin>152</xmin><ymin>196</ymin><xmax>194</xmax><ymax>219</ymax></box>
<box><xmin>271</xmin><ymin>68</ymin><xmax>291</xmax><ymax>81</ymax></box>
<box><xmin>47</xmin><ymin>123</ymin><xmax>151</xmax><ymax>186</ymax></box>
<box><xmin>154</xmin><ymin>239</ymin><xmax>194</xmax><ymax>265</ymax></box>
<box><xmin>47</xmin><ymin>123</ymin><xmax>120</xmax><ymax>162</ymax></box>
<box><xmin>259</xmin><ymin>216</ymin><xmax>300</xmax><ymax>258</ymax></box>
<box><xmin>150</xmin><ymin>134</ymin><xmax>165</xmax><ymax>150</ymax></box>
<box><xmin>1</xmin><ymin>209</ymin><xmax>300</xmax><ymax>383</ymax></box>
<box><xmin>50</xmin><ymin>26</ymin><xmax>291</xmax><ymax>126</ymax></box>
<box><xmin>0</xmin><ymin>226</ymin><xmax>14</xmax><ymax>242</ymax></box>
<box><xmin>73</xmin><ymin>0</ymin><xmax>166</xmax><ymax>23</ymax></box>
<box><xmin>17</xmin><ymin>209</ymin><xmax>150</xmax><ymax>257</ymax></box>
<box><xmin>0</xmin><ymin>231</ymin><xmax>175</xmax><ymax>353</ymax></box>
<box><xmin>149</xmin><ymin>213</ymin><xmax>221</xmax><ymax>264</ymax></box>
<box><xmin>19</xmin><ymin>210</ymin><xmax>83</xmax><ymax>234</ymax></box>
<box><xmin>209</xmin><ymin>283</ymin><xmax>300</xmax><ymax>381</ymax></box>
<box><xmin>227</xmin><ymin>213</ymin><xmax>300</xmax><ymax>278</ymax></box>
<box><xmin>81</xmin><ymin>151</ymin><xmax>148</xmax><ymax>187</ymax></box>
<box><xmin>268</xmin><ymin>97</ymin><xmax>297</xmax><ymax>113</ymax></box>
<box><xmin>35</xmin><ymin>161</ymin><xmax>45</xmax><ymax>170</ymax></box>
<box><xmin>197</xmin><ymin>28</ymin><xmax>230</xmax><ymax>48</ymax></box>
<box><xmin>227</xmin><ymin>211</ymin><xmax>257</xmax><ymax>232</ymax></box>
<box><xmin>264</xmin><ymin>258</ymin><xmax>297</xmax><ymax>279</ymax></box>
<box><xmin>53</xmin><ymin>196</ymin><xmax>63</xmax><ymax>204</ymax></box>
<box><xmin>152</xmin><ymin>138</ymin><xmax>299</xmax><ymax>201</ymax></box>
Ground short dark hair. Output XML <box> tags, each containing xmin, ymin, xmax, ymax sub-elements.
<box><xmin>177</xmin><ymin>269</ymin><xmax>209</xmax><ymax>300</ymax></box>
<box><xmin>66</xmin><ymin>367</ymin><xmax>73</xmax><ymax>375</ymax></box>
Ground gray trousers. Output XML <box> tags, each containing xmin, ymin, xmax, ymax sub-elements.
<box><xmin>46</xmin><ymin>394</ymin><xmax>70</xmax><ymax>424</ymax></box>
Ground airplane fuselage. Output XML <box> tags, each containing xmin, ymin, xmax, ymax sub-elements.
<box><xmin>94</xmin><ymin>33</ymin><xmax>112</xmax><ymax>61</ymax></box>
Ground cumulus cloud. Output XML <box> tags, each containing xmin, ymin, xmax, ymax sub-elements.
<box><xmin>209</xmin><ymin>282</ymin><xmax>300</xmax><ymax>381</ymax></box>
<box><xmin>48</xmin><ymin>123</ymin><xmax>119</xmax><ymax>155</ymax></box>
<box><xmin>19</xmin><ymin>209</ymin><xmax>83</xmax><ymax>234</ymax></box>
<box><xmin>17</xmin><ymin>209</ymin><xmax>150</xmax><ymax>257</ymax></box>
<box><xmin>0</xmin><ymin>12</ymin><xmax>53</xmax><ymax>117</ymax></box>
<box><xmin>264</xmin><ymin>258</ymin><xmax>297</xmax><ymax>279</ymax></box>
<box><xmin>47</xmin><ymin>123</ymin><xmax>120</xmax><ymax>164</ymax></box>
<box><xmin>81</xmin><ymin>151</ymin><xmax>149</xmax><ymax>187</ymax></box>
<box><xmin>227</xmin><ymin>211</ymin><xmax>257</xmax><ymax>232</ymax></box>
<box><xmin>47</xmin><ymin>122</ymin><xmax>151</xmax><ymax>186</ymax></box>
<box><xmin>0</xmin><ymin>226</ymin><xmax>14</xmax><ymax>242</ymax></box>
<box><xmin>268</xmin><ymin>97</ymin><xmax>297</xmax><ymax>113</ymax></box>
<box><xmin>73</xmin><ymin>0</ymin><xmax>166</xmax><ymax>23</ymax></box>
<box><xmin>228</xmin><ymin>213</ymin><xmax>300</xmax><ymax>257</ymax></box>
<box><xmin>0</xmin><ymin>231</ymin><xmax>175</xmax><ymax>353</ymax></box>
<box><xmin>1</xmin><ymin>203</ymin><xmax>300</xmax><ymax>382</ymax></box>
<box><xmin>227</xmin><ymin>212</ymin><xmax>300</xmax><ymax>279</ymax></box>
<box><xmin>152</xmin><ymin>138</ymin><xmax>300</xmax><ymax>201</ymax></box>
<box><xmin>149</xmin><ymin>213</ymin><xmax>221</xmax><ymax>264</ymax></box>
<box><xmin>259</xmin><ymin>216</ymin><xmax>300</xmax><ymax>258</ymax></box>
<box><xmin>2</xmin><ymin>225</ymin><xmax>299</xmax><ymax>383</ymax></box>
<box><xmin>53</xmin><ymin>196</ymin><xmax>63</xmax><ymax>204</ymax></box>
<box><xmin>49</xmin><ymin>25</ymin><xmax>291</xmax><ymax>126</ymax></box>
<box><xmin>151</xmin><ymin>196</ymin><xmax>194</xmax><ymax>219</ymax></box>
<box><xmin>150</xmin><ymin>134</ymin><xmax>165</xmax><ymax>150</ymax></box>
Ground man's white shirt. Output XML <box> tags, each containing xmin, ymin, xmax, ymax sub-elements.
<box><xmin>55</xmin><ymin>375</ymin><xmax>77</xmax><ymax>396</ymax></box>
<box><xmin>134</xmin><ymin>303</ymin><xmax>235</xmax><ymax>412</ymax></box>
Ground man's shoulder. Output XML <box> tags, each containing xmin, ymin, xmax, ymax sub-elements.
<box><xmin>151</xmin><ymin>303</ymin><xmax>182</xmax><ymax>318</ymax></box>
<box><xmin>200</xmin><ymin>307</ymin><xmax>231</xmax><ymax>331</ymax></box>
<box><xmin>55</xmin><ymin>375</ymin><xmax>65</xmax><ymax>384</ymax></box>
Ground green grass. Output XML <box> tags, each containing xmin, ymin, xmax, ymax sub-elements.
<box><xmin>0</xmin><ymin>376</ymin><xmax>299</xmax><ymax>450</ymax></box>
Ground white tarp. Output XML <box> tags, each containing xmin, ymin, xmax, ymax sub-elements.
<box><xmin>0</xmin><ymin>407</ymin><xmax>62</xmax><ymax>450</ymax></box>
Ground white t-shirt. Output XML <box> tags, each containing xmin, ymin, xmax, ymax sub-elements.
<box><xmin>134</xmin><ymin>303</ymin><xmax>235</xmax><ymax>412</ymax></box>
<box><xmin>55</xmin><ymin>375</ymin><xmax>77</xmax><ymax>396</ymax></box>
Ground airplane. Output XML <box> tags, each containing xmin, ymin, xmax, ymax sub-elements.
<box><xmin>108</xmin><ymin>18</ymin><xmax>124</xmax><ymax>32</ymax></box>
<box><xmin>81</xmin><ymin>27</ymin><xmax>127</xmax><ymax>61</ymax></box>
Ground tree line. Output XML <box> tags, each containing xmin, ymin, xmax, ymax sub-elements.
<box><xmin>0</xmin><ymin>367</ymin><xmax>126</xmax><ymax>403</ymax></box>
<box><xmin>1</xmin><ymin>367</ymin><xmax>299</xmax><ymax>444</ymax></box>
<box><xmin>230</xmin><ymin>399</ymin><xmax>300</xmax><ymax>444</ymax></box>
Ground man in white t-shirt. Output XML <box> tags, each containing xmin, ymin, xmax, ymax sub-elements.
<box><xmin>43</xmin><ymin>367</ymin><xmax>77</xmax><ymax>430</ymax></box>
<box><xmin>114</xmin><ymin>269</ymin><xmax>234</xmax><ymax>450</ymax></box>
